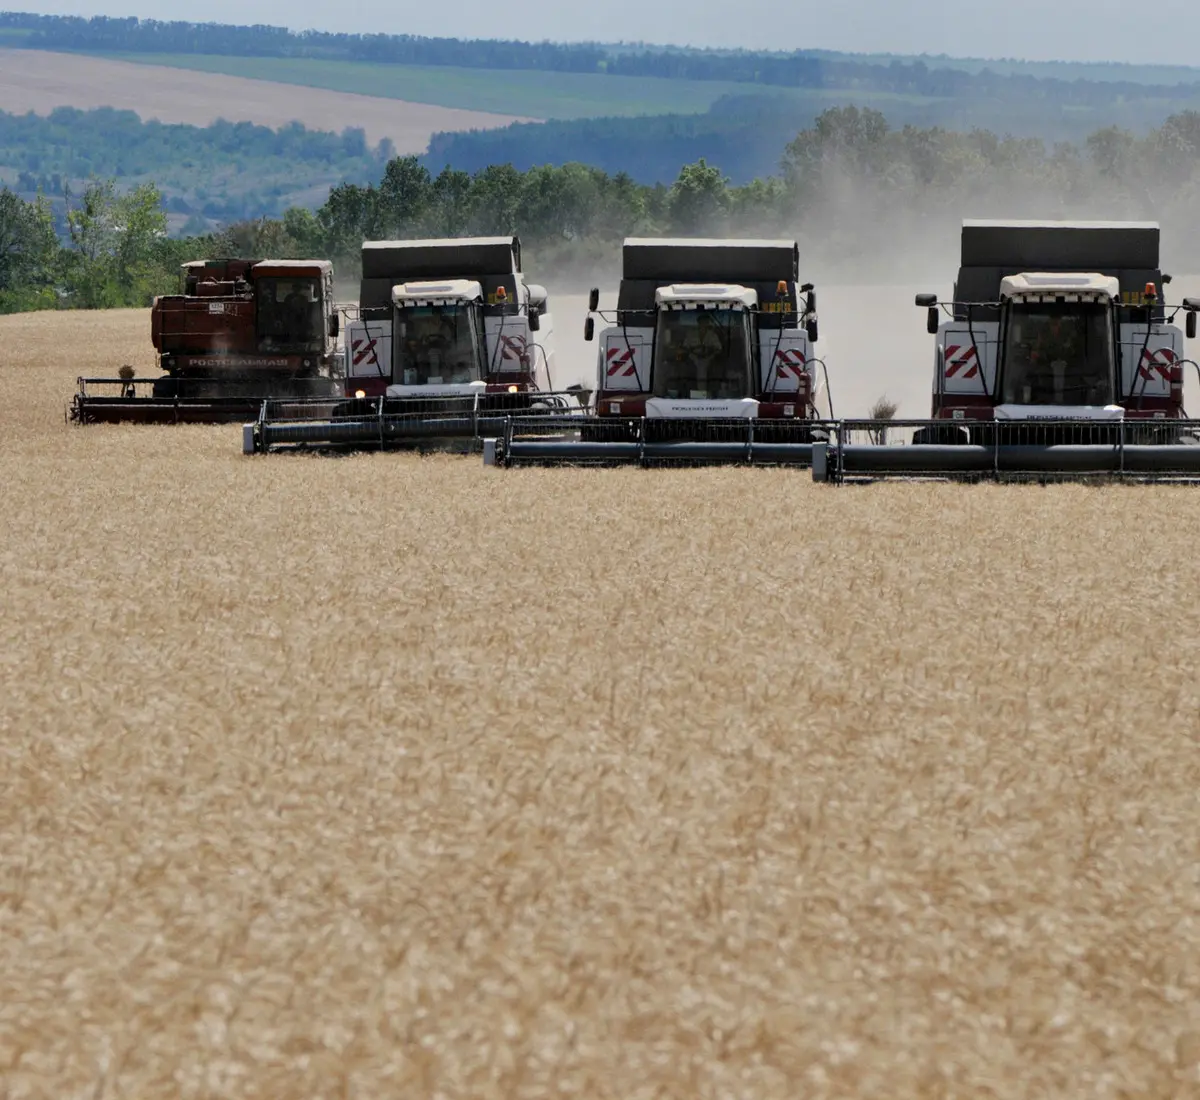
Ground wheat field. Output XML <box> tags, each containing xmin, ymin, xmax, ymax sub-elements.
<box><xmin>4</xmin><ymin>309</ymin><xmax>1200</xmax><ymax>1099</ymax></box>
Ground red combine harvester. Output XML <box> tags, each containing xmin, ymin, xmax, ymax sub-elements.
<box><xmin>72</xmin><ymin>258</ymin><xmax>341</xmax><ymax>423</ymax></box>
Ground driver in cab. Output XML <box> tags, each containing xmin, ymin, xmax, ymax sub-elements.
<box><xmin>668</xmin><ymin>312</ymin><xmax>734</xmax><ymax>399</ymax></box>
<box><xmin>1009</xmin><ymin>313</ymin><xmax>1089</xmax><ymax>403</ymax></box>
<box><xmin>282</xmin><ymin>283</ymin><xmax>316</xmax><ymax>342</ymax></box>
<box><xmin>403</xmin><ymin>310</ymin><xmax>474</xmax><ymax>384</ymax></box>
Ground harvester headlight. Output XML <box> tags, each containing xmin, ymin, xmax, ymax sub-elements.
<box><xmin>355</xmin><ymin>389</ymin><xmax>366</xmax><ymax>399</ymax></box>
<box><xmin>303</xmin><ymin>358</ymin><xmax>312</xmax><ymax>368</ymax></box>
<box><xmin>508</xmin><ymin>385</ymin><xmax>519</xmax><ymax>394</ymax></box>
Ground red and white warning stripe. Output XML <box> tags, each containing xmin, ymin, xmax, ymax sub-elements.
<box><xmin>499</xmin><ymin>333</ymin><xmax>529</xmax><ymax>367</ymax></box>
<box><xmin>944</xmin><ymin>345</ymin><xmax>980</xmax><ymax>380</ymax></box>
<box><xmin>772</xmin><ymin>348</ymin><xmax>808</xmax><ymax>381</ymax></box>
<box><xmin>606</xmin><ymin>346</ymin><xmax>638</xmax><ymax>379</ymax></box>
<box><xmin>351</xmin><ymin>337</ymin><xmax>380</xmax><ymax>369</ymax></box>
<box><xmin>1138</xmin><ymin>345</ymin><xmax>1177</xmax><ymax>383</ymax></box>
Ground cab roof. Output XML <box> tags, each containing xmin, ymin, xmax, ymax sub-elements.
<box><xmin>656</xmin><ymin>283</ymin><xmax>758</xmax><ymax>309</ymax></box>
<box><xmin>1001</xmin><ymin>272</ymin><xmax>1121</xmax><ymax>301</ymax></box>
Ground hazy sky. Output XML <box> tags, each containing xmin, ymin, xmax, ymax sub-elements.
<box><xmin>13</xmin><ymin>0</ymin><xmax>1200</xmax><ymax>67</ymax></box>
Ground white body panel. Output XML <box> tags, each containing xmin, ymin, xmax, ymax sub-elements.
<box><xmin>645</xmin><ymin>398</ymin><xmax>760</xmax><ymax>419</ymax></box>
<box><xmin>1119</xmin><ymin>323</ymin><xmax>1182</xmax><ymax>401</ymax></box>
<box><xmin>598</xmin><ymin>326</ymin><xmax>654</xmax><ymax>393</ymax></box>
<box><xmin>994</xmin><ymin>404</ymin><xmax>1125</xmax><ymax>421</ymax></box>
<box><xmin>935</xmin><ymin>322</ymin><xmax>1000</xmax><ymax>397</ymax></box>
<box><xmin>386</xmin><ymin>381</ymin><xmax>487</xmax><ymax>398</ymax></box>
<box><xmin>484</xmin><ymin>314</ymin><xmax>529</xmax><ymax>373</ymax></box>
<box><xmin>345</xmin><ymin>318</ymin><xmax>392</xmax><ymax>383</ymax></box>
<box><xmin>759</xmin><ymin>328</ymin><xmax>813</xmax><ymax>394</ymax></box>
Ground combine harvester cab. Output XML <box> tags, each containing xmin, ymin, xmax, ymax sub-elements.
<box><xmin>819</xmin><ymin>220</ymin><xmax>1200</xmax><ymax>482</ymax></box>
<box><xmin>72</xmin><ymin>259</ymin><xmax>341</xmax><ymax>424</ymax></box>
<box><xmin>245</xmin><ymin>236</ymin><xmax>582</xmax><ymax>453</ymax></box>
<box><xmin>489</xmin><ymin>237</ymin><xmax>830</xmax><ymax>467</ymax></box>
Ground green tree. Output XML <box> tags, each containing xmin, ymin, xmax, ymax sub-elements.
<box><xmin>0</xmin><ymin>188</ymin><xmax>56</xmax><ymax>312</ymax></box>
<box><xmin>467</xmin><ymin>164</ymin><xmax>523</xmax><ymax>235</ymax></box>
<box><xmin>62</xmin><ymin>179</ymin><xmax>169</xmax><ymax>308</ymax></box>
<box><xmin>217</xmin><ymin>216</ymin><xmax>294</xmax><ymax>257</ymax></box>
<box><xmin>666</xmin><ymin>159</ymin><xmax>729</xmax><ymax>235</ymax></box>
<box><xmin>114</xmin><ymin>183</ymin><xmax>169</xmax><ymax>303</ymax></box>
<box><xmin>375</xmin><ymin>155</ymin><xmax>432</xmax><ymax>237</ymax></box>
<box><xmin>281</xmin><ymin>207</ymin><xmax>323</xmax><ymax>256</ymax></box>
<box><xmin>318</xmin><ymin>182</ymin><xmax>373</xmax><ymax>263</ymax></box>
<box><xmin>781</xmin><ymin>107</ymin><xmax>891</xmax><ymax>193</ymax></box>
<box><xmin>428</xmin><ymin>168</ymin><xmax>474</xmax><ymax>237</ymax></box>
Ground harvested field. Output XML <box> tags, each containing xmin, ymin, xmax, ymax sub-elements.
<box><xmin>5</xmin><ymin>308</ymin><xmax>1200</xmax><ymax>1098</ymax></box>
<box><xmin>0</xmin><ymin>50</ymin><xmax>534</xmax><ymax>152</ymax></box>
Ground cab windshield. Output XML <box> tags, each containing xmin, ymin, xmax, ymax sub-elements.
<box><xmin>394</xmin><ymin>303</ymin><xmax>486</xmax><ymax>385</ymax></box>
<box><xmin>653</xmin><ymin>308</ymin><xmax>754</xmax><ymax>400</ymax></box>
<box><xmin>256</xmin><ymin>277</ymin><xmax>324</xmax><ymax>352</ymax></box>
<box><xmin>1001</xmin><ymin>301</ymin><xmax>1116</xmax><ymax>406</ymax></box>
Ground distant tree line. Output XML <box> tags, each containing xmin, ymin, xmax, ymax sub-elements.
<box><xmin>0</xmin><ymin>107</ymin><xmax>392</xmax><ymax>223</ymax></box>
<box><xmin>4</xmin><ymin>107</ymin><xmax>1200</xmax><ymax>311</ymax></box>
<box><xmin>6</xmin><ymin>12</ymin><xmax>1200</xmax><ymax>110</ymax></box>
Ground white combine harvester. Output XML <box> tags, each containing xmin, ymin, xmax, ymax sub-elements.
<box><xmin>244</xmin><ymin>236</ymin><xmax>583</xmax><ymax>453</ymax></box>
<box><xmin>814</xmin><ymin>220</ymin><xmax>1200</xmax><ymax>481</ymax></box>
<box><xmin>487</xmin><ymin>237</ymin><xmax>831</xmax><ymax>466</ymax></box>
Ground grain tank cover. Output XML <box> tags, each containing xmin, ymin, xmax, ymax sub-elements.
<box><xmin>618</xmin><ymin>238</ymin><xmax>800</xmax><ymax>321</ymax></box>
<box><xmin>961</xmin><ymin>221</ymin><xmax>1159</xmax><ymax>270</ymax></box>
<box><xmin>362</xmin><ymin>237</ymin><xmax>521</xmax><ymax>279</ymax></box>
<box><xmin>954</xmin><ymin>220</ymin><xmax>1163</xmax><ymax>316</ymax></box>
<box><xmin>360</xmin><ymin>236</ymin><xmax>522</xmax><ymax>315</ymax></box>
<box><xmin>251</xmin><ymin>260</ymin><xmax>333</xmax><ymax>279</ymax></box>
<box><xmin>623</xmin><ymin>238</ymin><xmax>798</xmax><ymax>283</ymax></box>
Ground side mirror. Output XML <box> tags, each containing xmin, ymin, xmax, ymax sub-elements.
<box><xmin>927</xmin><ymin>307</ymin><xmax>940</xmax><ymax>335</ymax></box>
<box><xmin>528</xmin><ymin>311</ymin><xmax>540</xmax><ymax>333</ymax></box>
<box><xmin>806</xmin><ymin>289</ymin><xmax>817</xmax><ymax>313</ymax></box>
<box><xmin>584</xmin><ymin>316</ymin><xmax>595</xmax><ymax>342</ymax></box>
<box><xmin>915</xmin><ymin>293</ymin><xmax>938</xmax><ymax>308</ymax></box>
<box><xmin>329</xmin><ymin>312</ymin><xmax>340</xmax><ymax>338</ymax></box>
<box><xmin>806</xmin><ymin>318</ymin><xmax>819</xmax><ymax>343</ymax></box>
<box><xmin>1184</xmin><ymin>298</ymin><xmax>1200</xmax><ymax>311</ymax></box>
<box><xmin>1188</xmin><ymin>312</ymin><xmax>1197</xmax><ymax>341</ymax></box>
<box><xmin>588</xmin><ymin>287</ymin><xmax>600</xmax><ymax>313</ymax></box>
